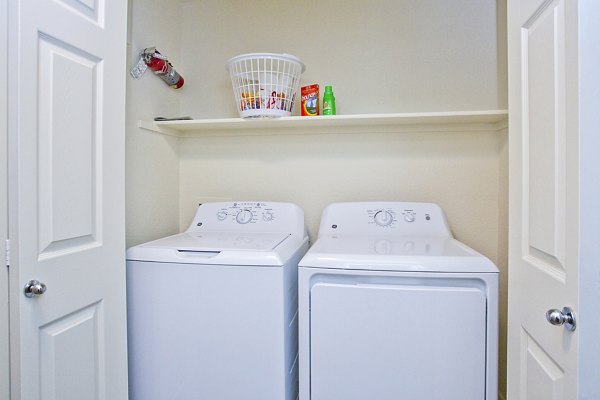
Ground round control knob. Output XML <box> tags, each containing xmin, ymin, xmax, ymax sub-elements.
<box><xmin>236</xmin><ymin>209</ymin><xmax>253</xmax><ymax>224</ymax></box>
<box><xmin>404</xmin><ymin>212</ymin><xmax>416</xmax><ymax>223</ymax></box>
<box><xmin>262</xmin><ymin>211</ymin><xmax>274</xmax><ymax>222</ymax></box>
<box><xmin>374</xmin><ymin>210</ymin><xmax>394</xmax><ymax>227</ymax></box>
<box><xmin>216</xmin><ymin>211</ymin><xmax>228</xmax><ymax>221</ymax></box>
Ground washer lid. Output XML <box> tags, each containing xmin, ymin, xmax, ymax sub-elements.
<box><xmin>147</xmin><ymin>231</ymin><xmax>290</xmax><ymax>252</ymax></box>
<box><xmin>126</xmin><ymin>231</ymin><xmax>301</xmax><ymax>266</ymax></box>
<box><xmin>299</xmin><ymin>235</ymin><xmax>498</xmax><ymax>273</ymax></box>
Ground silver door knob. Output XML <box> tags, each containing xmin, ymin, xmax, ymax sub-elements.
<box><xmin>546</xmin><ymin>307</ymin><xmax>576</xmax><ymax>331</ymax></box>
<box><xmin>23</xmin><ymin>280</ymin><xmax>47</xmax><ymax>298</ymax></box>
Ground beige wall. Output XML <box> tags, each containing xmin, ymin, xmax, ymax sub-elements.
<box><xmin>496</xmin><ymin>2</ymin><xmax>508</xmax><ymax>397</ymax></box>
<box><xmin>179</xmin><ymin>0</ymin><xmax>504</xmax><ymax>118</ymax></box>
<box><xmin>126</xmin><ymin>0</ymin><xmax>183</xmax><ymax>246</ymax></box>
<box><xmin>126</xmin><ymin>0</ymin><xmax>508</xmax><ymax>397</ymax></box>
<box><xmin>179</xmin><ymin>131</ymin><xmax>504</xmax><ymax>258</ymax></box>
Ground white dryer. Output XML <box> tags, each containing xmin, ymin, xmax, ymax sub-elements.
<box><xmin>127</xmin><ymin>201</ymin><xmax>309</xmax><ymax>400</ymax></box>
<box><xmin>298</xmin><ymin>202</ymin><xmax>498</xmax><ymax>400</ymax></box>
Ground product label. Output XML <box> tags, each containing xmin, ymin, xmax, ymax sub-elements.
<box><xmin>301</xmin><ymin>84</ymin><xmax>319</xmax><ymax>116</ymax></box>
<box><xmin>130</xmin><ymin>57</ymin><xmax>148</xmax><ymax>79</ymax></box>
<box><xmin>161</xmin><ymin>68</ymin><xmax>180</xmax><ymax>86</ymax></box>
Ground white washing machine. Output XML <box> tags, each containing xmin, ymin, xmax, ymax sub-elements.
<box><xmin>127</xmin><ymin>201</ymin><xmax>309</xmax><ymax>400</ymax></box>
<box><xmin>298</xmin><ymin>202</ymin><xmax>498</xmax><ymax>400</ymax></box>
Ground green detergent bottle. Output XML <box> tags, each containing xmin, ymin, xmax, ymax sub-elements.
<box><xmin>322</xmin><ymin>85</ymin><xmax>336</xmax><ymax>115</ymax></box>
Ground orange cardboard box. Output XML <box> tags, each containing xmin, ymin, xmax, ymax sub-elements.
<box><xmin>301</xmin><ymin>84</ymin><xmax>319</xmax><ymax>116</ymax></box>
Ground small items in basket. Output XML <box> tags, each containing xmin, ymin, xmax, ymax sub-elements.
<box><xmin>240</xmin><ymin>92</ymin><xmax>262</xmax><ymax>111</ymax></box>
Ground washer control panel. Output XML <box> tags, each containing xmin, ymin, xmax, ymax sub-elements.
<box><xmin>187</xmin><ymin>201</ymin><xmax>306</xmax><ymax>236</ymax></box>
<box><xmin>212</xmin><ymin>202</ymin><xmax>277</xmax><ymax>225</ymax></box>
<box><xmin>320</xmin><ymin>202</ymin><xmax>452</xmax><ymax>237</ymax></box>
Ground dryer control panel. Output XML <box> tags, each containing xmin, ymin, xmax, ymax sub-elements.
<box><xmin>187</xmin><ymin>201</ymin><xmax>306</xmax><ymax>237</ymax></box>
<box><xmin>318</xmin><ymin>202</ymin><xmax>452</xmax><ymax>238</ymax></box>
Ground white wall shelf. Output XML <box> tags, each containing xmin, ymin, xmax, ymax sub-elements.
<box><xmin>138</xmin><ymin>110</ymin><xmax>508</xmax><ymax>138</ymax></box>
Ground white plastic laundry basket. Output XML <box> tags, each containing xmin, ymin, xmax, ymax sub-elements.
<box><xmin>226</xmin><ymin>53</ymin><xmax>305</xmax><ymax>118</ymax></box>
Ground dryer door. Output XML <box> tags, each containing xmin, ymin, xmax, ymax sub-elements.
<box><xmin>310</xmin><ymin>277</ymin><xmax>487</xmax><ymax>400</ymax></box>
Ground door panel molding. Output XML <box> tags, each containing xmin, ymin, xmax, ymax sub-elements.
<box><xmin>521</xmin><ymin>0</ymin><xmax>567</xmax><ymax>274</ymax></box>
<box><xmin>37</xmin><ymin>32</ymin><xmax>103</xmax><ymax>258</ymax></box>
<box><xmin>56</xmin><ymin>0</ymin><xmax>105</xmax><ymax>26</ymax></box>
<box><xmin>520</xmin><ymin>328</ymin><xmax>565</xmax><ymax>399</ymax></box>
<box><xmin>523</xmin><ymin>250</ymin><xmax>566</xmax><ymax>283</ymax></box>
<box><xmin>40</xmin><ymin>301</ymin><xmax>104</xmax><ymax>400</ymax></box>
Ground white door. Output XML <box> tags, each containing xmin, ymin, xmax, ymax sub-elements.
<box><xmin>7</xmin><ymin>0</ymin><xmax>128</xmax><ymax>399</ymax></box>
<box><xmin>507</xmin><ymin>0</ymin><xmax>583</xmax><ymax>398</ymax></box>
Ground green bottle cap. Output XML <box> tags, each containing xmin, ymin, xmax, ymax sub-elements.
<box><xmin>324</xmin><ymin>85</ymin><xmax>333</xmax><ymax>93</ymax></box>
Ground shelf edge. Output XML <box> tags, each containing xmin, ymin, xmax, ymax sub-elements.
<box><xmin>137</xmin><ymin>120</ymin><xmax>181</xmax><ymax>137</ymax></box>
<box><xmin>138</xmin><ymin>110</ymin><xmax>509</xmax><ymax>138</ymax></box>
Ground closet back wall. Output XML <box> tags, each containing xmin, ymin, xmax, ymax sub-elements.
<box><xmin>179</xmin><ymin>0</ymin><xmax>505</xmax><ymax>117</ymax></box>
<box><xmin>175</xmin><ymin>0</ymin><xmax>507</xmax><ymax>255</ymax></box>
<box><xmin>179</xmin><ymin>131</ymin><xmax>504</xmax><ymax>261</ymax></box>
